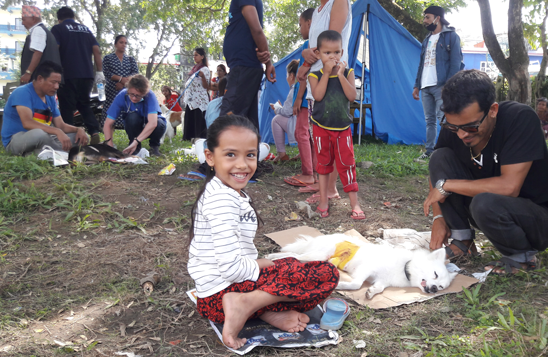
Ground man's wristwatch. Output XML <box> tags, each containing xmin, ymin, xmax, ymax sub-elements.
<box><xmin>25</xmin><ymin>70</ymin><xmax>32</xmax><ymax>75</ymax></box>
<box><xmin>435</xmin><ymin>179</ymin><xmax>451</xmax><ymax>197</ymax></box>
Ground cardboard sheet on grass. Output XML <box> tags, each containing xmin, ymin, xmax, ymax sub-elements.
<box><xmin>186</xmin><ymin>288</ymin><xmax>339</xmax><ymax>355</ymax></box>
<box><xmin>265</xmin><ymin>226</ymin><xmax>478</xmax><ymax>309</ymax></box>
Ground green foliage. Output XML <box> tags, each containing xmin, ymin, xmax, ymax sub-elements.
<box><xmin>0</xmin><ymin>154</ymin><xmax>50</xmax><ymax>182</ymax></box>
<box><xmin>139</xmin><ymin>63</ymin><xmax>180</xmax><ymax>91</ymax></box>
<box><xmin>0</xmin><ymin>180</ymin><xmax>55</xmax><ymax>216</ymax></box>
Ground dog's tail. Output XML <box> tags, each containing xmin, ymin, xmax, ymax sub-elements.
<box><xmin>280</xmin><ymin>235</ymin><xmax>316</xmax><ymax>254</ymax></box>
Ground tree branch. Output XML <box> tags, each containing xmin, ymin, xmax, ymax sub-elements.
<box><xmin>477</xmin><ymin>0</ymin><xmax>511</xmax><ymax>76</ymax></box>
<box><xmin>150</xmin><ymin>35</ymin><xmax>179</xmax><ymax>78</ymax></box>
<box><xmin>377</xmin><ymin>0</ymin><xmax>427</xmax><ymax>41</ymax></box>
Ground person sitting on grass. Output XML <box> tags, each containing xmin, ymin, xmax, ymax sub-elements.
<box><xmin>1</xmin><ymin>60</ymin><xmax>88</xmax><ymax>156</ymax></box>
<box><xmin>205</xmin><ymin>77</ymin><xmax>227</xmax><ymax>128</ymax></box>
<box><xmin>270</xmin><ymin>59</ymin><xmax>299</xmax><ymax>162</ymax></box>
<box><xmin>187</xmin><ymin>115</ymin><xmax>339</xmax><ymax>349</ymax></box>
<box><xmin>423</xmin><ymin>70</ymin><xmax>548</xmax><ymax>274</ymax></box>
<box><xmin>307</xmin><ymin>30</ymin><xmax>365</xmax><ymax>220</ymax></box>
<box><xmin>103</xmin><ymin>74</ymin><xmax>166</xmax><ymax>156</ymax></box>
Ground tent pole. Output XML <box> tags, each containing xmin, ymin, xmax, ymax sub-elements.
<box><xmin>359</xmin><ymin>5</ymin><xmax>369</xmax><ymax>145</ymax></box>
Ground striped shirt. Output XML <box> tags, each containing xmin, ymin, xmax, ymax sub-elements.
<box><xmin>188</xmin><ymin>177</ymin><xmax>259</xmax><ymax>298</ymax></box>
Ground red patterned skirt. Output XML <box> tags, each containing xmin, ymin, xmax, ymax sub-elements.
<box><xmin>196</xmin><ymin>257</ymin><xmax>339</xmax><ymax>324</ymax></box>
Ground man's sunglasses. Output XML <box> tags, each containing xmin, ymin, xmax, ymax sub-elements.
<box><xmin>441</xmin><ymin>111</ymin><xmax>488</xmax><ymax>133</ymax></box>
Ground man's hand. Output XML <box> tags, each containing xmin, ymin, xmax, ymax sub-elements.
<box><xmin>256</xmin><ymin>258</ymin><xmax>275</xmax><ymax>269</ymax></box>
<box><xmin>423</xmin><ymin>188</ymin><xmax>447</xmax><ymax>216</ymax></box>
<box><xmin>270</xmin><ymin>103</ymin><xmax>275</xmax><ymax>111</ymax></box>
<box><xmin>265</xmin><ymin>62</ymin><xmax>276</xmax><ymax>83</ymax></box>
<box><xmin>121</xmin><ymin>77</ymin><xmax>129</xmax><ymax>85</ymax></box>
<box><xmin>302</xmin><ymin>47</ymin><xmax>318</xmax><ymax>64</ymax></box>
<box><xmin>256</xmin><ymin>48</ymin><xmax>270</xmax><ymax>64</ymax></box>
<box><xmin>115</xmin><ymin>82</ymin><xmax>124</xmax><ymax>91</ymax></box>
<box><xmin>293</xmin><ymin>99</ymin><xmax>302</xmax><ymax>116</ymax></box>
<box><xmin>197</xmin><ymin>71</ymin><xmax>205</xmax><ymax>78</ymax></box>
<box><xmin>297</xmin><ymin>65</ymin><xmax>309</xmax><ymax>82</ymax></box>
<box><xmin>95</xmin><ymin>71</ymin><xmax>105</xmax><ymax>84</ymax></box>
<box><xmin>429</xmin><ymin>217</ymin><xmax>451</xmax><ymax>250</ymax></box>
<box><xmin>56</xmin><ymin>131</ymin><xmax>72</xmax><ymax>152</ymax></box>
<box><xmin>337</xmin><ymin>61</ymin><xmax>347</xmax><ymax>77</ymax></box>
<box><xmin>123</xmin><ymin>140</ymin><xmax>138</xmax><ymax>155</ymax></box>
<box><xmin>74</xmin><ymin>128</ymin><xmax>89</xmax><ymax>145</ymax></box>
<box><xmin>412</xmin><ymin>87</ymin><xmax>420</xmax><ymax>101</ymax></box>
<box><xmin>20</xmin><ymin>73</ymin><xmax>31</xmax><ymax>84</ymax></box>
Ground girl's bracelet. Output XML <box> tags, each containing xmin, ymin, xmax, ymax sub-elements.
<box><xmin>432</xmin><ymin>215</ymin><xmax>444</xmax><ymax>224</ymax></box>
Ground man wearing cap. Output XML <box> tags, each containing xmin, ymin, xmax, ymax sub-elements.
<box><xmin>20</xmin><ymin>5</ymin><xmax>61</xmax><ymax>84</ymax></box>
<box><xmin>413</xmin><ymin>5</ymin><xmax>463</xmax><ymax>160</ymax></box>
<box><xmin>51</xmin><ymin>6</ymin><xmax>103</xmax><ymax>145</ymax></box>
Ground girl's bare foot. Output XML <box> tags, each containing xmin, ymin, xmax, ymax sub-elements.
<box><xmin>259</xmin><ymin>310</ymin><xmax>310</xmax><ymax>332</ymax></box>
<box><xmin>221</xmin><ymin>293</ymin><xmax>250</xmax><ymax>349</ymax></box>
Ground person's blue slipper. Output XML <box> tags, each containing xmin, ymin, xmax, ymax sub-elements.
<box><xmin>320</xmin><ymin>298</ymin><xmax>350</xmax><ymax>331</ymax></box>
<box><xmin>187</xmin><ymin>171</ymin><xmax>206</xmax><ymax>178</ymax></box>
<box><xmin>178</xmin><ymin>174</ymin><xmax>201</xmax><ymax>181</ymax></box>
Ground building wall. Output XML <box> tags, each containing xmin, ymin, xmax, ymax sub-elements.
<box><xmin>463</xmin><ymin>51</ymin><xmax>544</xmax><ymax>76</ymax></box>
<box><xmin>0</xmin><ymin>7</ymin><xmax>26</xmax><ymax>94</ymax></box>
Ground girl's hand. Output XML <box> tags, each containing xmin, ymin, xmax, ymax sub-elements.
<box><xmin>198</xmin><ymin>71</ymin><xmax>205</xmax><ymax>78</ymax></box>
<box><xmin>256</xmin><ymin>259</ymin><xmax>275</xmax><ymax>269</ymax></box>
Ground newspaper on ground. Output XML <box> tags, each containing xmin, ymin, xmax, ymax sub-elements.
<box><xmin>186</xmin><ymin>288</ymin><xmax>340</xmax><ymax>355</ymax></box>
<box><xmin>37</xmin><ymin>146</ymin><xmax>69</xmax><ymax>166</ymax></box>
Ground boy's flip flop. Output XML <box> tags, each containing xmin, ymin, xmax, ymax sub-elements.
<box><xmin>320</xmin><ymin>298</ymin><xmax>350</xmax><ymax>331</ymax></box>
<box><xmin>284</xmin><ymin>175</ymin><xmax>309</xmax><ymax>187</ymax></box>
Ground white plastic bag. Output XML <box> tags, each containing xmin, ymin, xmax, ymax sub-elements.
<box><xmin>37</xmin><ymin>145</ymin><xmax>69</xmax><ymax>166</ymax></box>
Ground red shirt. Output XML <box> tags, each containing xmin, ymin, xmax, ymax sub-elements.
<box><xmin>164</xmin><ymin>93</ymin><xmax>182</xmax><ymax>112</ymax></box>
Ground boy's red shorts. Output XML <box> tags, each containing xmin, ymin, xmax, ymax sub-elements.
<box><xmin>313</xmin><ymin>125</ymin><xmax>358</xmax><ymax>193</ymax></box>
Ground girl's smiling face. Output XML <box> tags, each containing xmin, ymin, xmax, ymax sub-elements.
<box><xmin>205</xmin><ymin>126</ymin><xmax>258</xmax><ymax>193</ymax></box>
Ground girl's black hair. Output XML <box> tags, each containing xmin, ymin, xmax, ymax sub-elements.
<box><xmin>194</xmin><ymin>47</ymin><xmax>209</xmax><ymax>67</ymax></box>
<box><xmin>187</xmin><ymin>115</ymin><xmax>263</xmax><ymax>249</ymax></box>
<box><xmin>115</xmin><ymin>35</ymin><xmax>127</xmax><ymax>45</ymax></box>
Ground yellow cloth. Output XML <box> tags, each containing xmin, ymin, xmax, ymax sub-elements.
<box><xmin>328</xmin><ymin>241</ymin><xmax>360</xmax><ymax>270</ymax></box>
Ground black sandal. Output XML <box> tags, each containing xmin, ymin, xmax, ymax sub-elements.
<box><xmin>486</xmin><ymin>257</ymin><xmax>538</xmax><ymax>275</ymax></box>
<box><xmin>445</xmin><ymin>240</ymin><xmax>478</xmax><ymax>258</ymax></box>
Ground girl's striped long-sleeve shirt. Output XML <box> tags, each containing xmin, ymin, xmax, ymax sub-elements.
<box><xmin>187</xmin><ymin>177</ymin><xmax>259</xmax><ymax>298</ymax></box>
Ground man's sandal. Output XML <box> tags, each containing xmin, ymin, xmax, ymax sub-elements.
<box><xmin>486</xmin><ymin>257</ymin><xmax>538</xmax><ymax>275</ymax></box>
<box><xmin>445</xmin><ymin>240</ymin><xmax>478</xmax><ymax>259</ymax></box>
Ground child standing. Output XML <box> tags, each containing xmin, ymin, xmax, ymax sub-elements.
<box><xmin>284</xmin><ymin>8</ymin><xmax>317</xmax><ymax>187</ymax></box>
<box><xmin>187</xmin><ymin>115</ymin><xmax>339</xmax><ymax>349</ymax></box>
<box><xmin>308</xmin><ymin>30</ymin><xmax>365</xmax><ymax>220</ymax></box>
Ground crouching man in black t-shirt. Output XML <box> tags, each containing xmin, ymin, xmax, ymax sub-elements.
<box><xmin>423</xmin><ymin>69</ymin><xmax>548</xmax><ymax>275</ymax></box>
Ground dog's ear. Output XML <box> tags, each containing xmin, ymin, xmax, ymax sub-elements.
<box><xmin>431</xmin><ymin>248</ymin><xmax>446</xmax><ymax>262</ymax></box>
<box><xmin>449</xmin><ymin>271</ymin><xmax>458</xmax><ymax>281</ymax></box>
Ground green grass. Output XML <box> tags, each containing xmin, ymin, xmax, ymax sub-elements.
<box><xmin>280</xmin><ymin>135</ymin><xmax>428</xmax><ymax>178</ymax></box>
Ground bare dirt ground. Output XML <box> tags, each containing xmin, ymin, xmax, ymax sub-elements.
<box><xmin>0</xmin><ymin>161</ymin><xmax>495</xmax><ymax>356</ymax></box>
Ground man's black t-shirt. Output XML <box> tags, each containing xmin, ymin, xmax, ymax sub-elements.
<box><xmin>435</xmin><ymin>101</ymin><xmax>548</xmax><ymax>205</ymax></box>
<box><xmin>51</xmin><ymin>19</ymin><xmax>99</xmax><ymax>79</ymax></box>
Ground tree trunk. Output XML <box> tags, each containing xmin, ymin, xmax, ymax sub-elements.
<box><xmin>535</xmin><ymin>1</ymin><xmax>548</xmax><ymax>99</ymax></box>
<box><xmin>377</xmin><ymin>0</ymin><xmax>428</xmax><ymax>41</ymax></box>
<box><xmin>477</xmin><ymin>0</ymin><xmax>531</xmax><ymax>104</ymax></box>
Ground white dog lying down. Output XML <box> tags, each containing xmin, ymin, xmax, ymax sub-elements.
<box><xmin>160</xmin><ymin>104</ymin><xmax>184</xmax><ymax>143</ymax></box>
<box><xmin>266</xmin><ymin>234</ymin><xmax>458</xmax><ymax>299</ymax></box>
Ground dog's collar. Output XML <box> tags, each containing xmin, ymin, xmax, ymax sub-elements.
<box><xmin>404</xmin><ymin>260</ymin><xmax>411</xmax><ymax>281</ymax></box>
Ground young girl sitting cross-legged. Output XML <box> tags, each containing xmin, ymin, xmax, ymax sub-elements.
<box><xmin>187</xmin><ymin>115</ymin><xmax>340</xmax><ymax>349</ymax></box>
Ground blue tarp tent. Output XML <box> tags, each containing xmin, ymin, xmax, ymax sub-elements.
<box><xmin>258</xmin><ymin>0</ymin><xmax>426</xmax><ymax>145</ymax></box>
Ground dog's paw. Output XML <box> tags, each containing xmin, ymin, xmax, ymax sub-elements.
<box><xmin>365</xmin><ymin>289</ymin><xmax>377</xmax><ymax>300</ymax></box>
<box><xmin>365</xmin><ymin>285</ymin><xmax>385</xmax><ymax>299</ymax></box>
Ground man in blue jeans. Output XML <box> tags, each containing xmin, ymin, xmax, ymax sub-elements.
<box><xmin>413</xmin><ymin>5</ymin><xmax>462</xmax><ymax>160</ymax></box>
